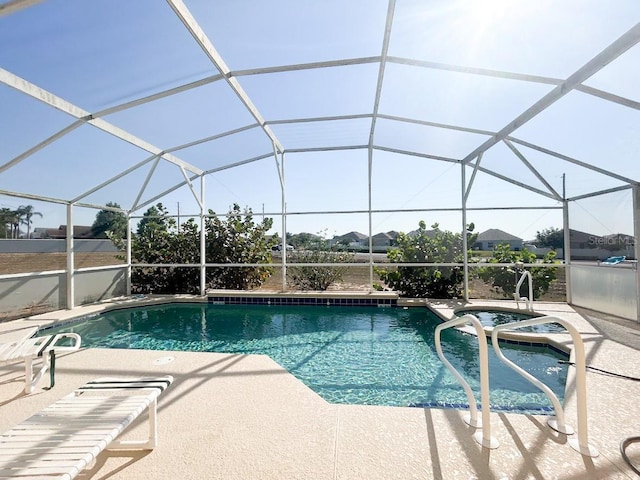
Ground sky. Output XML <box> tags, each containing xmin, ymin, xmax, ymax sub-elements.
<box><xmin>0</xmin><ymin>0</ymin><xmax>639</xmax><ymax>241</ymax></box>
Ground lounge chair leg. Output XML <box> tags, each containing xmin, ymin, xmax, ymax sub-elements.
<box><xmin>109</xmin><ymin>397</ymin><xmax>159</xmax><ymax>450</ymax></box>
<box><xmin>23</xmin><ymin>353</ymin><xmax>50</xmax><ymax>394</ymax></box>
<box><xmin>148</xmin><ymin>397</ymin><xmax>158</xmax><ymax>449</ymax></box>
<box><xmin>23</xmin><ymin>356</ymin><xmax>41</xmax><ymax>394</ymax></box>
<box><xmin>23</xmin><ymin>356</ymin><xmax>33</xmax><ymax>394</ymax></box>
<box><xmin>44</xmin><ymin>350</ymin><xmax>56</xmax><ymax>390</ymax></box>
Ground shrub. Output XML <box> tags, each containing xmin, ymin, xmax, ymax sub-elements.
<box><xmin>286</xmin><ymin>235</ymin><xmax>355</xmax><ymax>290</ymax></box>
<box><xmin>375</xmin><ymin>221</ymin><xmax>474</xmax><ymax>298</ymax></box>
<box><xmin>112</xmin><ymin>203</ymin><xmax>275</xmax><ymax>293</ymax></box>
<box><xmin>476</xmin><ymin>244</ymin><xmax>557</xmax><ymax>299</ymax></box>
<box><xmin>205</xmin><ymin>204</ymin><xmax>275</xmax><ymax>290</ymax></box>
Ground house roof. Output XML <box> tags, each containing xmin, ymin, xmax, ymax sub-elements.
<box><xmin>476</xmin><ymin>229</ymin><xmax>522</xmax><ymax>242</ymax></box>
<box><xmin>569</xmin><ymin>229</ymin><xmax>600</xmax><ymax>241</ymax></box>
<box><xmin>333</xmin><ymin>231</ymin><xmax>367</xmax><ymax>242</ymax></box>
<box><xmin>603</xmin><ymin>233</ymin><xmax>635</xmax><ymax>242</ymax></box>
<box><xmin>371</xmin><ymin>232</ymin><xmax>393</xmax><ymax>240</ymax></box>
<box><xmin>45</xmin><ymin>225</ymin><xmax>94</xmax><ymax>239</ymax></box>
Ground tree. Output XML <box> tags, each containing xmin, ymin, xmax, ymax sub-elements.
<box><xmin>287</xmin><ymin>232</ymin><xmax>323</xmax><ymax>250</ymax></box>
<box><xmin>120</xmin><ymin>203</ymin><xmax>199</xmax><ymax>294</ymax></box>
<box><xmin>286</xmin><ymin>233</ymin><xmax>355</xmax><ymax>290</ymax></box>
<box><xmin>375</xmin><ymin>222</ymin><xmax>475</xmax><ymax>298</ymax></box>
<box><xmin>6</xmin><ymin>209</ymin><xmax>20</xmax><ymax>238</ymax></box>
<box><xmin>476</xmin><ymin>244</ymin><xmax>557</xmax><ymax>300</ymax></box>
<box><xmin>18</xmin><ymin>205</ymin><xmax>43</xmax><ymax>238</ymax></box>
<box><xmin>205</xmin><ymin>204</ymin><xmax>275</xmax><ymax>290</ymax></box>
<box><xmin>136</xmin><ymin>204</ymin><xmax>173</xmax><ymax>237</ymax></box>
<box><xmin>91</xmin><ymin>202</ymin><xmax>128</xmax><ymax>239</ymax></box>
<box><xmin>535</xmin><ymin>227</ymin><xmax>564</xmax><ymax>249</ymax></box>
<box><xmin>0</xmin><ymin>208</ymin><xmax>13</xmax><ymax>238</ymax></box>
<box><xmin>121</xmin><ymin>203</ymin><xmax>275</xmax><ymax>294</ymax></box>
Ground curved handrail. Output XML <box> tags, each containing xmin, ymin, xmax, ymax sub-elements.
<box><xmin>491</xmin><ymin>324</ymin><xmax>572</xmax><ymax>435</ymax></box>
<box><xmin>514</xmin><ymin>269</ymin><xmax>533</xmax><ymax>310</ymax></box>
<box><xmin>491</xmin><ymin>316</ymin><xmax>599</xmax><ymax>457</ymax></box>
<box><xmin>435</xmin><ymin>314</ymin><xmax>498</xmax><ymax>449</ymax></box>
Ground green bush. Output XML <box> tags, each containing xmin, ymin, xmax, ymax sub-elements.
<box><xmin>476</xmin><ymin>244</ymin><xmax>557</xmax><ymax>299</ymax></box>
<box><xmin>112</xmin><ymin>203</ymin><xmax>275</xmax><ymax>294</ymax></box>
<box><xmin>375</xmin><ymin>221</ymin><xmax>475</xmax><ymax>298</ymax></box>
<box><xmin>286</xmin><ymin>237</ymin><xmax>355</xmax><ymax>290</ymax></box>
<box><xmin>205</xmin><ymin>204</ymin><xmax>275</xmax><ymax>290</ymax></box>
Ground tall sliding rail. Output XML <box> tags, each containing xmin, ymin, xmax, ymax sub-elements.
<box><xmin>434</xmin><ymin>314</ymin><xmax>499</xmax><ymax>449</ymax></box>
<box><xmin>491</xmin><ymin>316</ymin><xmax>599</xmax><ymax>457</ymax></box>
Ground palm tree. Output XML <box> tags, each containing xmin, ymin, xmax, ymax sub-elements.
<box><xmin>9</xmin><ymin>209</ymin><xmax>20</xmax><ymax>238</ymax></box>
<box><xmin>0</xmin><ymin>208</ymin><xmax>12</xmax><ymax>238</ymax></box>
<box><xmin>18</xmin><ymin>205</ymin><xmax>43</xmax><ymax>239</ymax></box>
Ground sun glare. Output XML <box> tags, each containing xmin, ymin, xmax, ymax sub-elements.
<box><xmin>400</xmin><ymin>0</ymin><xmax>545</xmax><ymax>67</ymax></box>
<box><xmin>452</xmin><ymin>0</ymin><xmax>539</xmax><ymax>59</ymax></box>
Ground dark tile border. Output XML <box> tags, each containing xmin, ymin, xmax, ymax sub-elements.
<box><xmin>490</xmin><ymin>337</ymin><xmax>569</xmax><ymax>358</ymax></box>
<box><xmin>207</xmin><ymin>296</ymin><xmax>397</xmax><ymax>307</ymax></box>
<box><xmin>408</xmin><ymin>401</ymin><xmax>555</xmax><ymax>414</ymax></box>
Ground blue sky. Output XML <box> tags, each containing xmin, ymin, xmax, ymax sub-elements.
<box><xmin>0</xmin><ymin>0</ymin><xmax>638</xmax><ymax>241</ymax></box>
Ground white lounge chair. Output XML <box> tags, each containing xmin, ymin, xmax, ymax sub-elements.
<box><xmin>0</xmin><ymin>375</ymin><xmax>174</xmax><ymax>479</ymax></box>
<box><xmin>0</xmin><ymin>326</ymin><xmax>82</xmax><ymax>394</ymax></box>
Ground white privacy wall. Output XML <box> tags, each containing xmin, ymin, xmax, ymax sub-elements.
<box><xmin>570</xmin><ymin>264</ymin><xmax>638</xmax><ymax>321</ymax></box>
<box><xmin>0</xmin><ymin>268</ymin><xmax>126</xmax><ymax>318</ymax></box>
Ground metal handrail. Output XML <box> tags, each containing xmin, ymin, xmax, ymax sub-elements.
<box><xmin>491</xmin><ymin>316</ymin><xmax>599</xmax><ymax>457</ymax></box>
<box><xmin>435</xmin><ymin>314</ymin><xmax>498</xmax><ymax>449</ymax></box>
<box><xmin>513</xmin><ymin>269</ymin><xmax>533</xmax><ymax>310</ymax></box>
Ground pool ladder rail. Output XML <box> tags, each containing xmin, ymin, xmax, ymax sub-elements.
<box><xmin>434</xmin><ymin>314</ymin><xmax>599</xmax><ymax>457</ymax></box>
<box><xmin>513</xmin><ymin>268</ymin><xmax>533</xmax><ymax>311</ymax></box>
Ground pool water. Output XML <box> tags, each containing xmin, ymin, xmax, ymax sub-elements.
<box><xmin>456</xmin><ymin>309</ymin><xmax>566</xmax><ymax>333</ymax></box>
<box><xmin>44</xmin><ymin>303</ymin><xmax>568</xmax><ymax>412</ymax></box>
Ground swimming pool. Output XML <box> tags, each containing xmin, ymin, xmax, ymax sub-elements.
<box><xmin>455</xmin><ymin>309</ymin><xmax>566</xmax><ymax>333</ymax></box>
<box><xmin>43</xmin><ymin>303</ymin><xmax>568</xmax><ymax>412</ymax></box>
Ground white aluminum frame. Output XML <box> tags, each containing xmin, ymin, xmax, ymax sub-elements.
<box><xmin>0</xmin><ymin>3</ymin><xmax>638</xmax><ymax>316</ymax></box>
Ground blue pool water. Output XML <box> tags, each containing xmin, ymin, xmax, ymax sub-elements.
<box><xmin>44</xmin><ymin>303</ymin><xmax>568</xmax><ymax>412</ymax></box>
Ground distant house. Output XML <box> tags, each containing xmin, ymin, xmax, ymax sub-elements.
<box><xmin>30</xmin><ymin>227</ymin><xmax>49</xmax><ymax>239</ymax></box>
<box><xmin>331</xmin><ymin>230</ymin><xmax>401</xmax><ymax>250</ymax></box>
<box><xmin>370</xmin><ymin>231</ymin><xmax>397</xmax><ymax>248</ymax></box>
<box><xmin>331</xmin><ymin>231</ymin><xmax>367</xmax><ymax>248</ymax></box>
<box><xmin>601</xmin><ymin>233</ymin><xmax>635</xmax><ymax>251</ymax></box>
<box><xmin>568</xmin><ymin>229</ymin><xmax>600</xmax><ymax>249</ymax></box>
<box><xmin>527</xmin><ymin>229</ymin><xmax>606</xmax><ymax>250</ymax></box>
<box><xmin>474</xmin><ymin>229</ymin><xmax>523</xmax><ymax>251</ymax></box>
<box><xmin>40</xmin><ymin>225</ymin><xmax>95</xmax><ymax>239</ymax></box>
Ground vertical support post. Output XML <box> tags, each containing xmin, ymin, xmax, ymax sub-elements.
<box><xmin>633</xmin><ymin>185</ymin><xmax>640</xmax><ymax>322</ymax></box>
<box><xmin>368</xmin><ymin>148</ymin><xmax>374</xmax><ymax>290</ymax></box>
<box><xmin>126</xmin><ymin>214</ymin><xmax>132</xmax><ymax>296</ymax></box>
<box><xmin>200</xmin><ymin>174</ymin><xmax>207</xmax><ymax>296</ymax></box>
<box><xmin>562</xmin><ymin>175</ymin><xmax>572</xmax><ymax>304</ymax></box>
<box><xmin>461</xmin><ymin>162</ymin><xmax>469</xmax><ymax>301</ymax></box>
<box><xmin>280</xmin><ymin>152</ymin><xmax>287</xmax><ymax>291</ymax></box>
<box><xmin>66</xmin><ymin>203</ymin><xmax>74</xmax><ymax>310</ymax></box>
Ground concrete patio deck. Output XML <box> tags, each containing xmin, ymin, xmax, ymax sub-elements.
<box><xmin>1</xmin><ymin>299</ymin><xmax>639</xmax><ymax>479</ymax></box>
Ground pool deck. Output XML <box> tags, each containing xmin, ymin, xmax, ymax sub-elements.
<box><xmin>1</xmin><ymin>297</ymin><xmax>640</xmax><ymax>479</ymax></box>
